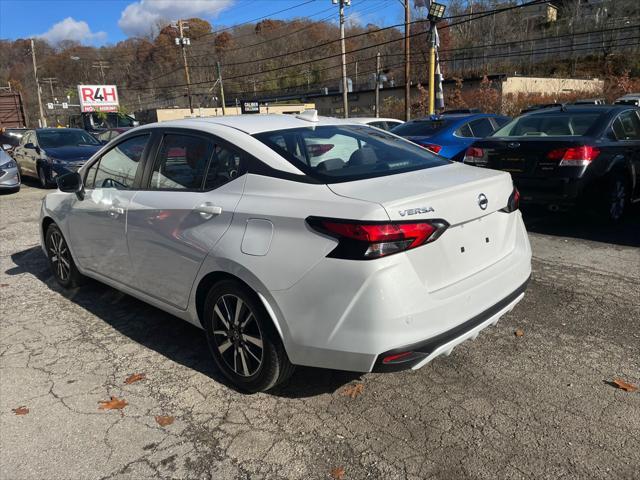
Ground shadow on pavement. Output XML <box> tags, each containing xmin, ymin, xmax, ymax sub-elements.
<box><xmin>521</xmin><ymin>205</ymin><xmax>640</xmax><ymax>248</ymax></box>
<box><xmin>7</xmin><ymin>246</ymin><xmax>358</xmax><ymax>398</ymax></box>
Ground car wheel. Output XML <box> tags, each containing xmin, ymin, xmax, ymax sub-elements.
<box><xmin>602</xmin><ymin>172</ymin><xmax>629</xmax><ymax>223</ymax></box>
<box><xmin>203</xmin><ymin>279</ymin><xmax>294</xmax><ymax>393</ymax></box>
<box><xmin>38</xmin><ymin>166</ymin><xmax>51</xmax><ymax>189</ymax></box>
<box><xmin>45</xmin><ymin>224</ymin><xmax>85</xmax><ymax>288</ymax></box>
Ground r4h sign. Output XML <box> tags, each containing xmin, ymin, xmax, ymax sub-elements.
<box><xmin>77</xmin><ymin>85</ymin><xmax>119</xmax><ymax>112</ymax></box>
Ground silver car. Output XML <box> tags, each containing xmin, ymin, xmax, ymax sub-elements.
<box><xmin>0</xmin><ymin>146</ymin><xmax>20</xmax><ymax>192</ymax></box>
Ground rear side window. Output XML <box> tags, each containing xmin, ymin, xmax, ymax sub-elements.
<box><xmin>469</xmin><ymin>118</ymin><xmax>495</xmax><ymax>138</ymax></box>
<box><xmin>493</xmin><ymin>113</ymin><xmax>602</xmax><ymax>137</ymax></box>
<box><xmin>611</xmin><ymin>111</ymin><xmax>640</xmax><ymax>140</ymax></box>
<box><xmin>254</xmin><ymin>125</ymin><xmax>449</xmax><ymax>182</ymax></box>
<box><xmin>150</xmin><ymin>134</ymin><xmax>214</xmax><ymax>190</ymax></box>
<box><xmin>455</xmin><ymin>124</ymin><xmax>474</xmax><ymax>138</ymax></box>
<box><xmin>89</xmin><ymin>134</ymin><xmax>149</xmax><ymax>189</ymax></box>
<box><xmin>203</xmin><ymin>144</ymin><xmax>244</xmax><ymax>190</ymax></box>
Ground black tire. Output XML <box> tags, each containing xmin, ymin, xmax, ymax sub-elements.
<box><xmin>599</xmin><ymin>172</ymin><xmax>630</xmax><ymax>223</ymax></box>
<box><xmin>45</xmin><ymin>224</ymin><xmax>85</xmax><ymax>288</ymax></box>
<box><xmin>203</xmin><ymin>279</ymin><xmax>294</xmax><ymax>393</ymax></box>
<box><xmin>38</xmin><ymin>166</ymin><xmax>51</xmax><ymax>189</ymax></box>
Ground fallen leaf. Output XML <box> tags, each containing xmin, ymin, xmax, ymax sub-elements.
<box><xmin>155</xmin><ymin>415</ymin><xmax>175</xmax><ymax>427</ymax></box>
<box><xmin>330</xmin><ymin>466</ymin><xmax>345</xmax><ymax>480</ymax></box>
<box><xmin>611</xmin><ymin>379</ymin><xmax>638</xmax><ymax>393</ymax></box>
<box><xmin>124</xmin><ymin>373</ymin><xmax>146</xmax><ymax>385</ymax></box>
<box><xmin>98</xmin><ymin>396</ymin><xmax>128</xmax><ymax>410</ymax></box>
<box><xmin>514</xmin><ymin>328</ymin><xmax>524</xmax><ymax>337</ymax></box>
<box><xmin>12</xmin><ymin>406</ymin><xmax>29</xmax><ymax>415</ymax></box>
<box><xmin>341</xmin><ymin>383</ymin><xmax>364</xmax><ymax>399</ymax></box>
<box><xmin>0</xmin><ymin>283</ymin><xmax>9</xmax><ymax>288</ymax></box>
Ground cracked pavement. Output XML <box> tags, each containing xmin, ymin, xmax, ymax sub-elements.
<box><xmin>1</xmin><ymin>183</ymin><xmax>639</xmax><ymax>480</ymax></box>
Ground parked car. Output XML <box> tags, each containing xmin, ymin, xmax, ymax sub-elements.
<box><xmin>391</xmin><ymin>113</ymin><xmax>511</xmax><ymax>160</ymax></box>
<box><xmin>348</xmin><ymin>117</ymin><xmax>404</xmax><ymax>130</ymax></box>
<box><xmin>68</xmin><ymin>112</ymin><xmax>139</xmax><ymax>134</ymax></box>
<box><xmin>94</xmin><ymin>127</ymin><xmax>133</xmax><ymax>144</ymax></box>
<box><xmin>0</xmin><ymin>127</ymin><xmax>28</xmax><ymax>155</ymax></box>
<box><xmin>12</xmin><ymin>128</ymin><xmax>102</xmax><ymax>188</ymax></box>
<box><xmin>615</xmin><ymin>93</ymin><xmax>640</xmax><ymax>107</ymax></box>
<box><xmin>0</xmin><ymin>145</ymin><xmax>20</xmax><ymax>192</ymax></box>
<box><xmin>463</xmin><ymin>105</ymin><xmax>640</xmax><ymax>222</ymax></box>
<box><xmin>41</xmin><ymin>112</ymin><xmax>531</xmax><ymax>392</ymax></box>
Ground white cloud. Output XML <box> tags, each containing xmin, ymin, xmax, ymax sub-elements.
<box><xmin>118</xmin><ymin>0</ymin><xmax>234</xmax><ymax>38</ymax></box>
<box><xmin>38</xmin><ymin>17</ymin><xmax>107</xmax><ymax>45</ymax></box>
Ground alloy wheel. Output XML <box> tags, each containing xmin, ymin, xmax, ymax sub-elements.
<box><xmin>212</xmin><ymin>294</ymin><xmax>264</xmax><ymax>377</ymax></box>
<box><xmin>48</xmin><ymin>230</ymin><xmax>71</xmax><ymax>282</ymax></box>
<box><xmin>609</xmin><ymin>179</ymin><xmax>626</xmax><ymax>221</ymax></box>
<box><xmin>39</xmin><ymin>168</ymin><xmax>47</xmax><ymax>188</ymax></box>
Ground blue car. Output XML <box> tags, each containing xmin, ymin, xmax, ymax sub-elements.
<box><xmin>391</xmin><ymin>113</ymin><xmax>511</xmax><ymax>161</ymax></box>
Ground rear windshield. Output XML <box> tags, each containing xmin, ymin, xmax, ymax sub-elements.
<box><xmin>390</xmin><ymin>118</ymin><xmax>451</xmax><ymax>137</ymax></box>
<box><xmin>254</xmin><ymin>125</ymin><xmax>449</xmax><ymax>182</ymax></box>
<box><xmin>493</xmin><ymin>113</ymin><xmax>602</xmax><ymax>137</ymax></box>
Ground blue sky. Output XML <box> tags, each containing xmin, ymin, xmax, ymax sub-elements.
<box><xmin>0</xmin><ymin>0</ymin><xmax>408</xmax><ymax>46</ymax></box>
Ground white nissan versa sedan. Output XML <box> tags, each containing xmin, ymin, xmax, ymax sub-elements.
<box><xmin>40</xmin><ymin>111</ymin><xmax>531</xmax><ymax>392</ymax></box>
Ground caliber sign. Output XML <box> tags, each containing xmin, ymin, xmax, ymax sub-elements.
<box><xmin>77</xmin><ymin>85</ymin><xmax>119</xmax><ymax>112</ymax></box>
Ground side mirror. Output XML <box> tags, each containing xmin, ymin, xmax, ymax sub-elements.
<box><xmin>2</xmin><ymin>144</ymin><xmax>12</xmax><ymax>151</ymax></box>
<box><xmin>57</xmin><ymin>172</ymin><xmax>84</xmax><ymax>200</ymax></box>
<box><xmin>132</xmin><ymin>120</ymin><xmax>140</xmax><ymax>127</ymax></box>
<box><xmin>25</xmin><ymin>142</ymin><xmax>36</xmax><ymax>149</ymax></box>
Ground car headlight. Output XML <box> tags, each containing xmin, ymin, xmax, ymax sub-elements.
<box><xmin>0</xmin><ymin>160</ymin><xmax>17</xmax><ymax>169</ymax></box>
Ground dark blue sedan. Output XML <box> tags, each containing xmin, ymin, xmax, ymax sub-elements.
<box><xmin>391</xmin><ymin>113</ymin><xmax>511</xmax><ymax>161</ymax></box>
<box><xmin>11</xmin><ymin>128</ymin><xmax>102</xmax><ymax>188</ymax></box>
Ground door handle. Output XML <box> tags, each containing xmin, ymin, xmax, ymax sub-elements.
<box><xmin>108</xmin><ymin>206</ymin><xmax>125</xmax><ymax>217</ymax></box>
<box><xmin>194</xmin><ymin>203</ymin><xmax>223</xmax><ymax>219</ymax></box>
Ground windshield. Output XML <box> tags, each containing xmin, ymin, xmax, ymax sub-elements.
<box><xmin>254</xmin><ymin>125</ymin><xmax>449</xmax><ymax>182</ymax></box>
<box><xmin>37</xmin><ymin>130</ymin><xmax>100</xmax><ymax>148</ymax></box>
<box><xmin>390</xmin><ymin>118</ymin><xmax>451</xmax><ymax>137</ymax></box>
<box><xmin>493</xmin><ymin>113</ymin><xmax>602</xmax><ymax>137</ymax></box>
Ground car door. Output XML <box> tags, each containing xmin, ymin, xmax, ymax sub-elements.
<box><xmin>610</xmin><ymin>109</ymin><xmax>640</xmax><ymax>199</ymax></box>
<box><xmin>67</xmin><ymin>133</ymin><xmax>151</xmax><ymax>284</ymax></box>
<box><xmin>15</xmin><ymin>131</ymin><xmax>36</xmax><ymax>175</ymax></box>
<box><xmin>126</xmin><ymin>130</ymin><xmax>246</xmax><ymax>309</ymax></box>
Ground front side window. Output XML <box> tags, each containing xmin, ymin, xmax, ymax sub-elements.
<box><xmin>89</xmin><ymin>134</ymin><xmax>149</xmax><ymax>189</ymax></box>
<box><xmin>493</xmin><ymin>113</ymin><xmax>602</xmax><ymax>137</ymax></box>
<box><xmin>150</xmin><ymin>134</ymin><xmax>214</xmax><ymax>190</ymax></box>
<box><xmin>611</xmin><ymin>111</ymin><xmax>640</xmax><ymax>140</ymax></box>
<box><xmin>255</xmin><ymin>125</ymin><xmax>449</xmax><ymax>182</ymax></box>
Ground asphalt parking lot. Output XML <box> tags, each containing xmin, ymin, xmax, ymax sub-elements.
<box><xmin>1</xmin><ymin>183</ymin><xmax>639</xmax><ymax>480</ymax></box>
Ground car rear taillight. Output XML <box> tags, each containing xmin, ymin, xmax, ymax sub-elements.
<box><xmin>463</xmin><ymin>147</ymin><xmax>486</xmax><ymax>165</ymax></box>
<box><xmin>546</xmin><ymin>145</ymin><xmax>600</xmax><ymax>166</ymax></box>
<box><xmin>307</xmin><ymin>217</ymin><xmax>449</xmax><ymax>260</ymax></box>
<box><xmin>307</xmin><ymin>144</ymin><xmax>335</xmax><ymax>157</ymax></box>
<box><xmin>418</xmin><ymin>142</ymin><xmax>442</xmax><ymax>154</ymax></box>
<box><xmin>500</xmin><ymin>187</ymin><xmax>520</xmax><ymax>213</ymax></box>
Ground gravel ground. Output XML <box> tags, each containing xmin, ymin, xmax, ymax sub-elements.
<box><xmin>1</xmin><ymin>183</ymin><xmax>639</xmax><ymax>480</ymax></box>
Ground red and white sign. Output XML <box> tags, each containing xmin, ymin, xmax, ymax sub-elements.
<box><xmin>77</xmin><ymin>85</ymin><xmax>119</xmax><ymax>112</ymax></box>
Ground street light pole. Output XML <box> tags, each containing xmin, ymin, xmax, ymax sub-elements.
<box><xmin>335</xmin><ymin>0</ymin><xmax>350</xmax><ymax>118</ymax></box>
<box><xmin>426</xmin><ymin>2</ymin><xmax>446</xmax><ymax>116</ymax></box>
<box><xmin>375</xmin><ymin>52</ymin><xmax>381</xmax><ymax>118</ymax></box>
<box><xmin>30</xmin><ymin>38</ymin><xmax>46</xmax><ymax>128</ymax></box>
<box><xmin>404</xmin><ymin>0</ymin><xmax>411</xmax><ymax>121</ymax></box>
<box><xmin>177</xmin><ymin>20</ymin><xmax>194</xmax><ymax>114</ymax></box>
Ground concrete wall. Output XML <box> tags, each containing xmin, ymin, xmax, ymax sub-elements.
<box><xmin>501</xmin><ymin>77</ymin><xmax>605</xmax><ymax>96</ymax></box>
<box><xmin>142</xmin><ymin>103</ymin><xmax>316</xmax><ymax>123</ymax></box>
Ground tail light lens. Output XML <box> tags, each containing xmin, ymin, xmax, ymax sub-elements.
<box><xmin>500</xmin><ymin>187</ymin><xmax>520</xmax><ymax>213</ymax></box>
<box><xmin>307</xmin><ymin>217</ymin><xmax>449</xmax><ymax>260</ymax></box>
<box><xmin>307</xmin><ymin>144</ymin><xmax>335</xmax><ymax>157</ymax></box>
<box><xmin>546</xmin><ymin>145</ymin><xmax>600</xmax><ymax>166</ymax></box>
<box><xmin>463</xmin><ymin>147</ymin><xmax>486</xmax><ymax>165</ymax></box>
<box><xmin>418</xmin><ymin>142</ymin><xmax>442</xmax><ymax>154</ymax></box>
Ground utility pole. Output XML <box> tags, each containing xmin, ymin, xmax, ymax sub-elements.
<box><xmin>42</xmin><ymin>77</ymin><xmax>58</xmax><ymax>126</ymax></box>
<box><xmin>404</xmin><ymin>0</ymin><xmax>411</xmax><ymax>121</ymax></box>
<box><xmin>176</xmin><ymin>20</ymin><xmax>194</xmax><ymax>114</ymax></box>
<box><xmin>30</xmin><ymin>38</ymin><xmax>46</xmax><ymax>127</ymax></box>
<box><xmin>217</xmin><ymin>62</ymin><xmax>227</xmax><ymax>115</ymax></box>
<box><xmin>375</xmin><ymin>52</ymin><xmax>381</xmax><ymax>118</ymax></box>
<box><xmin>334</xmin><ymin>0</ymin><xmax>350</xmax><ymax>118</ymax></box>
<box><xmin>91</xmin><ymin>61</ymin><xmax>110</xmax><ymax>83</ymax></box>
<box><xmin>426</xmin><ymin>2</ymin><xmax>446</xmax><ymax>115</ymax></box>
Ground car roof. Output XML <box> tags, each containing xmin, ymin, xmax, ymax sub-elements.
<box><xmin>34</xmin><ymin>128</ymin><xmax>87</xmax><ymax>132</ymax></box>
<box><xmin>524</xmin><ymin>104</ymin><xmax>637</xmax><ymax>115</ymax></box>
<box><xmin>150</xmin><ymin>113</ymin><xmax>365</xmax><ymax>135</ymax></box>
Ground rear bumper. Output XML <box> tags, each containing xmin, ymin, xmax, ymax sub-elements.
<box><xmin>515</xmin><ymin>176</ymin><xmax>586</xmax><ymax>206</ymax></box>
<box><xmin>270</xmin><ymin>212</ymin><xmax>532</xmax><ymax>373</ymax></box>
<box><xmin>372</xmin><ymin>276</ymin><xmax>529</xmax><ymax>372</ymax></box>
